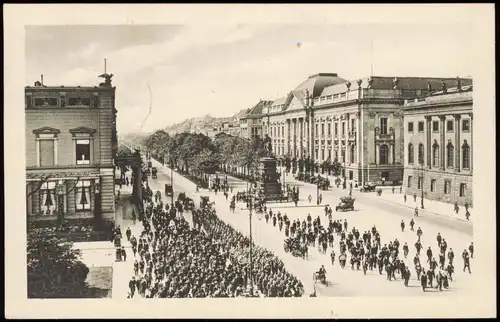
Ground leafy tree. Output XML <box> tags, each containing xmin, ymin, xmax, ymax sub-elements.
<box><xmin>284</xmin><ymin>155</ymin><xmax>291</xmax><ymax>173</ymax></box>
<box><xmin>331</xmin><ymin>159</ymin><xmax>343</xmax><ymax>177</ymax></box>
<box><xmin>27</xmin><ymin>230</ymin><xmax>89</xmax><ymax>298</ymax></box>
<box><xmin>192</xmin><ymin>148</ymin><xmax>221</xmax><ymax>177</ymax></box>
<box><xmin>298</xmin><ymin>158</ymin><xmax>304</xmax><ymax>173</ymax></box>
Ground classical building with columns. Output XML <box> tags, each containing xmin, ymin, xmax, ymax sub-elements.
<box><xmin>402</xmin><ymin>81</ymin><xmax>473</xmax><ymax>206</ymax></box>
<box><xmin>25</xmin><ymin>73</ymin><xmax>118</xmax><ymax>230</ymax></box>
<box><xmin>261</xmin><ymin>73</ymin><xmax>471</xmax><ymax>184</ymax></box>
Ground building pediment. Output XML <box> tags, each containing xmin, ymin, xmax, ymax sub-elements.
<box><xmin>283</xmin><ymin>94</ymin><xmax>306</xmax><ymax>112</ymax></box>
<box><xmin>69</xmin><ymin>126</ymin><xmax>97</xmax><ymax>135</ymax></box>
<box><xmin>32</xmin><ymin>126</ymin><xmax>61</xmax><ymax>135</ymax></box>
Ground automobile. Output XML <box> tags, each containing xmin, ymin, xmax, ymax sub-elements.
<box><xmin>335</xmin><ymin>196</ymin><xmax>355</xmax><ymax>212</ymax></box>
<box><xmin>165</xmin><ymin>184</ymin><xmax>173</xmax><ymax>197</ymax></box>
<box><xmin>360</xmin><ymin>182</ymin><xmax>377</xmax><ymax>192</ymax></box>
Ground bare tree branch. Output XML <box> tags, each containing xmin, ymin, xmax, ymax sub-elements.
<box><xmin>26</xmin><ymin>174</ymin><xmax>52</xmax><ymax>198</ymax></box>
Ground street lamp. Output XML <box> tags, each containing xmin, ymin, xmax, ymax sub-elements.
<box><xmin>316</xmin><ymin>182</ymin><xmax>320</xmax><ymax>205</ymax></box>
<box><xmin>248</xmin><ymin>195</ymin><xmax>254</xmax><ymax>296</ymax></box>
<box><xmin>420</xmin><ymin>163</ymin><xmax>425</xmax><ymax>209</ymax></box>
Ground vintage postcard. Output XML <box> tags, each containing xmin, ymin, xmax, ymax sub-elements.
<box><xmin>4</xmin><ymin>3</ymin><xmax>496</xmax><ymax>319</ymax></box>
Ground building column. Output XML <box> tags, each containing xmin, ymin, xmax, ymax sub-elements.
<box><xmin>439</xmin><ymin>115</ymin><xmax>446</xmax><ymax>170</ymax></box>
<box><xmin>469</xmin><ymin>113</ymin><xmax>473</xmax><ymax>171</ymax></box>
<box><xmin>318</xmin><ymin>120</ymin><xmax>322</xmax><ymax>162</ymax></box>
<box><xmin>388</xmin><ymin>143</ymin><xmax>393</xmax><ymax>165</ymax></box>
<box><xmin>285</xmin><ymin>119</ymin><xmax>290</xmax><ymax>156</ymax></box>
<box><xmin>35</xmin><ymin>139</ymin><xmax>40</xmax><ymax>167</ymax></box>
<box><xmin>425</xmin><ymin>116</ymin><xmax>432</xmax><ymax>169</ymax></box>
<box><xmin>455</xmin><ymin>114</ymin><xmax>461</xmax><ymax>172</ymax></box>
<box><xmin>54</xmin><ymin>138</ymin><xmax>58</xmax><ymax>166</ymax></box>
<box><xmin>375</xmin><ymin>144</ymin><xmax>379</xmax><ymax>165</ymax></box>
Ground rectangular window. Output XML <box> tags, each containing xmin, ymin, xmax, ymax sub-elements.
<box><xmin>432</xmin><ymin>121</ymin><xmax>439</xmax><ymax>132</ymax></box>
<box><xmin>39</xmin><ymin>140</ymin><xmax>55</xmax><ymax>167</ymax></box>
<box><xmin>321</xmin><ymin>124</ymin><xmax>325</xmax><ymax>136</ymax></box>
<box><xmin>315</xmin><ymin>124</ymin><xmax>319</xmax><ymax>137</ymax></box>
<box><xmin>459</xmin><ymin>183</ymin><xmax>466</xmax><ymax>197</ymax></box>
<box><xmin>418</xmin><ymin>121</ymin><xmax>424</xmax><ymax>132</ymax></box>
<box><xmin>408</xmin><ymin>122</ymin><xmax>414</xmax><ymax>132</ymax></box>
<box><xmin>407</xmin><ymin>176</ymin><xmax>413</xmax><ymax>188</ymax></box>
<box><xmin>39</xmin><ymin>181</ymin><xmax>56</xmax><ymax>215</ymax></box>
<box><xmin>417</xmin><ymin>177</ymin><xmax>423</xmax><ymax>189</ymax></box>
<box><xmin>351</xmin><ymin>119</ymin><xmax>355</xmax><ymax>131</ymax></box>
<box><xmin>75</xmin><ymin>180</ymin><xmax>92</xmax><ymax>210</ymax></box>
<box><xmin>447</xmin><ymin>120</ymin><xmax>454</xmax><ymax>132</ymax></box>
<box><xmin>380</xmin><ymin>118</ymin><xmax>388</xmax><ymax>135</ymax></box>
<box><xmin>76</xmin><ymin>139</ymin><xmax>91</xmax><ymax>165</ymax></box>
<box><xmin>342</xmin><ymin>123</ymin><xmax>345</xmax><ymax>135</ymax></box>
<box><xmin>462</xmin><ymin>119</ymin><xmax>470</xmax><ymax>132</ymax></box>
<box><xmin>327</xmin><ymin>123</ymin><xmax>331</xmax><ymax>136</ymax></box>
<box><xmin>444</xmin><ymin>180</ymin><xmax>451</xmax><ymax>194</ymax></box>
<box><xmin>335</xmin><ymin>123</ymin><xmax>338</xmax><ymax>136</ymax></box>
<box><xmin>430</xmin><ymin>179</ymin><xmax>436</xmax><ymax>192</ymax></box>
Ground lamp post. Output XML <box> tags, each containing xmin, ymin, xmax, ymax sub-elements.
<box><xmin>248</xmin><ymin>195</ymin><xmax>254</xmax><ymax>296</ymax></box>
<box><xmin>316</xmin><ymin>182</ymin><xmax>320</xmax><ymax>205</ymax></box>
<box><xmin>56</xmin><ymin>180</ymin><xmax>65</xmax><ymax>228</ymax></box>
<box><xmin>420</xmin><ymin>163</ymin><xmax>425</xmax><ymax>209</ymax></box>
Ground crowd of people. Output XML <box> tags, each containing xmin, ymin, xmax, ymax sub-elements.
<box><xmin>126</xmin><ymin>182</ymin><xmax>304</xmax><ymax>298</ymax></box>
<box><xmin>259</xmin><ymin>203</ymin><xmax>473</xmax><ymax>292</ymax></box>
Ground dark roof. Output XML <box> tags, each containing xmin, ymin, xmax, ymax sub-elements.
<box><xmin>241</xmin><ymin>100</ymin><xmax>273</xmax><ymax>118</ymax></box>
<box><xmin>294</xmin><ymin>73</ymin><xmax>348</xmax><ymax>97</ymax></box>
<box><xmin>25</xmin><ymin>86</ymin><xmax>115</xmax><ymax>93</ymax></box>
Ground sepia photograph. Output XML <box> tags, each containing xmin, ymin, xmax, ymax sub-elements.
<box><xmin>4</xmin><ymin>3</ymin><xmax>496</xmax><ymax>319</ymax></box>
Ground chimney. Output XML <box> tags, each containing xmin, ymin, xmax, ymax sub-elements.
<box><xmin>41</xmin><ymin>74</ymin><xmax>44</xmax><ymax>86</ymax></box>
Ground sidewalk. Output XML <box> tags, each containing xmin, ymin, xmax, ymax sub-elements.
<box><xmin>364</xmin><ymin>191</ymin><xmax>473</xmax><ymax>223</ymax></box>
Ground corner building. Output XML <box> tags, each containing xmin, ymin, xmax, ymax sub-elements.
<box><xmin>262</xmin><ymin>73</ymin><xmax>470</xmax><ymax>184</ymax></box>
<box><xmin>25</xmin><ymin>75</ymin><xmax>118</xmax><ymax>229</ymax></box>
<box><xmin>402</xmin><ymin>83</ymin><xmax>473</xmax><ymax>206</ymax></box>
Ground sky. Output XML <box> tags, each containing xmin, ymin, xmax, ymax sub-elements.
<box><xmin>25</xmin><ymin>24</ymin><xmax>474</xmax><ymax>135</ymax></box>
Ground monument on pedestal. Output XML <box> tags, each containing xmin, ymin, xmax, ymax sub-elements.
<box><xmin>256</xmin><ymin>157</ymin><xmax>282</xmax><ymax>201</ymax></box>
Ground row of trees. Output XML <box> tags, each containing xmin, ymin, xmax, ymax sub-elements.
<box><xmin>142</xmin><ymin>131</ymin><xmax>273</xmax><ymax>180</ymax></box>
<box><xmin>282</xmin><ymin>155</ymin><xmax>343</xmax><ymax>176</ymax></box>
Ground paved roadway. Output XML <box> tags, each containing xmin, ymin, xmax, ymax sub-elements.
<box><xmin>148</xmin><ymin>159</ymin><xmax>476</xmax><ymax>297</ymax></box>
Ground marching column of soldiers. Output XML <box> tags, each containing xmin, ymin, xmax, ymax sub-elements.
<box><xmin>259</xmin><ymin>202</ymin><xmax>473</xmax><ymax>293</ymax></box>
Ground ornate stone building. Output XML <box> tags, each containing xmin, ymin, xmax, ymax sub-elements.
<box><xmin>239</xmin><ymin>100</ymin><xmax>273</xmax><ymax>140</ymax></box>
<box><xmin>25</xmin><ymin>73</ymin><xmax>118</xmax><ymax>229</ymax></box>
<box><xmin>402</xmin><ymin>80</ymin><xmax>473</xmax><ymax>206</ymax></box>
<box><xmin>261</xmin><ymin>73</ymin><xmax>470</xmax><ymax>184</ymax></box>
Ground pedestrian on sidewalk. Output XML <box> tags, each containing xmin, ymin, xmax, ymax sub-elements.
<box><xmin>414</xmin><ymin>207</ymin><xmax>419</xmax><ymax>217</ymax></box>
<box><xmin>403</xmin><ymin>194</ymin><xmax>407</xmax><ymax>203</ymax></box>
<box><xmin>409</xmin><ymin>219</ymin><xmax>415</xmax><ymax>231</ymax></box>
<box><xmin>400</xmin><ymin>220</ymin><xmax>405</xmax><ymax>232</ymax></box>
<box><xmin>126</xmin><ymin>176</ymin><xmax>130</xmax><ymax>186</ymax></box>
<box><xmin>129</xmin><ymin>277</ymin><xmax>136</xmax><ymax>297</ymax></box>
<box><xmin>121</xmin><ymin>246</ymin><xmax>127</xmax><ymax>262</ymax></box>
<box><xmin>454</xmin><ymin>201</ymin><xmax>459</xmax><ymax>214</ymax></box>
<box><xmin>126</xmin><ymin>227</ymin><xmax>132</xmax><ymax>241</ymax></box>
<box><xmin>469</xmin><ymin>242</ymin><xmax>474</xmax><ymax>258</ymax></box>
<box><xmin>462</xmin><ymin>250</ymin><xmax>471</xmax><ymax>273</ymax></box>
<box><xmin>413</xmin><ymin>193</ymin><xmax>417</xmax><ymax>203</ymax></box>
<box><xmin>308</xmin><ymin>195</ymin><xmax>312</xmax><ymax>203</ymax></box>
<box><xmin>400</xmin><ymin>186</ymin><xmax>402</xmax><ymax>193</ymax></box>
<box><xmin>392</xmin><ymin>186</ymin><xmax>395</xmax><ymax>194</ymax></box>
<box><xmin>132</xmin><ymin>209</ymin><xmax>136</xmax><ymax>224</ymax></box>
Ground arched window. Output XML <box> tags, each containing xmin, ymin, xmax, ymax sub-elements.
<box><xmin>432</xmin><ymin>142</ymin><xmax>439</xmax><ymax>167</ymax></box>
<box><xmin>408</xmin><ymin>143</ymin><xmax>414</xmax><ymax>164</ymax></box>
<box><xmin>350</xmin><ymin>145</ymin><xmax>355</xmax><ymax>163</ymax></box>
<box><xmin>379</xmin><ymin>144</ymin><xmax>389</xmax><ymax>165</ymax></box>
<box><xmin>418</xmin><ymin>143</ymin><xmax>425</xmax><ymax>165</ymax></box>
<box><xmin>446</xmin><ymin>142</ymin><xmax>454</xmax><ymax>168</ymax></box>
<box><xmin>462</xmin><ymin>141</ymin><xmax>470</xmax><ymax>169</ymax></box>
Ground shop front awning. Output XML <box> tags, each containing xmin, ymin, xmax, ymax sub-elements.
<box><xmin>26</xmin><ymin>171</ymin><xmax>101</xmax><ymax>182</ymax></box>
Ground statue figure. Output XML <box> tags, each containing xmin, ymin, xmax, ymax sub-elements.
<box><xmin>392</xmin><ymin>77</ymin><xmax>399</xmax><ymax>90</ymax></box>
<box><xmin>441</xmin><ymin>80</ymin><xmax>447</xmax><ymax>93</ymax></box>
<box><xmin>456</xmin><ymin>77</ymin><xmax>462</xmax><ymax>91</ymax></box>
<box><xmin>367</xmin><ymin>77</ymin><xmax>374</xmax><ymax>89</ymax></box>
<box><xmin>346</xmin><ymin>81</ymin><xmax>351</xmax><ymax>90</ymax></box>
<box><xmin>98</xmin><ymin>73</ymin><xmax>114</xmax><ymax>87</ymax></box>
<box><xmin>357</xmin><ymin>79</ymin><xmax>363</xmax><ymax>88</ymax></box>
<box><xmin>427</xmin><ymin>82</ymin><xmax>432</xmax><ymax>93</ymax></box>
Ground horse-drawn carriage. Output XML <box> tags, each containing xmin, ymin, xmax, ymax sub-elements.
<box><xmin>360</xmin><ymin>182</ymin><xmax>376</xmax><ymax>192</ymax></box>
<box><xmin>200</xmin><ymin>196</ymin><xmax>211</xmax><ymax>209</ymax></box>
<box><xmin>283</xmin><ymin>238</ymin><xmax>307</xmax><ymax>258</ymax></box>
<box><xmin>335</xmin><ymin>196</ymin><xmax>355</xmax><ymax>212</ymax></box>
<box><xmin>151</xmin><ymin>167</ymin><xmax>158</xmax><ymax>179</ymax></box>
